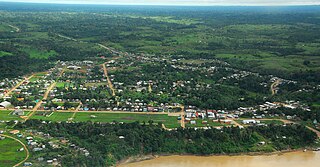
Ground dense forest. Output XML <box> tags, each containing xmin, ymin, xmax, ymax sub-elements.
<box><xmin>0</xmin><ymin>3</ymin><xmax>320</xmax><ymax>81</ymax></box>
<box><xmin>16</xmin><ymin>120</ymin><xmax>317</xmax><ymax>166</ymax></box>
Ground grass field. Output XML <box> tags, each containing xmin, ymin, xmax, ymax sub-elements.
<box><xmin>0</xmin><ymin>136</ymin><xmax>26</xmax><ymax>167</ymax></box>
<box><xmin>185</xmin><ymin>119</ymin><xmax>224</xmax><ymax>127</ymax></box>
<box><xmin>29</xmin><ymin>111</ymin><xmax>181</xmax><ymax>128</ymax></box>
<box><xmin>21</xmin><ymin>48</ymin><xmax>57</xmax><ymax>59</ymax></box>
<box><xmin>216</xmin><ymin>53</ymin><xmax>320</xmax><ymax>72</ymax></box>
<box><xmin>0</xmin><ymin>110</ymin><xmax>23</xmax><ymax>121</ymax></box>
<box><xmin>56</xmin><ymin>82</ymin><xmax>74</xmax><ymax>88</ymax></box>
<box><xmin>30</xmin><ymin>112</ymin><xmax>74</xmax><ymax>122</ymax></box>
<box><xmin>73</xmin><ymin>112</ymin><xmax>180</xmax><ymax>128</ymax></box>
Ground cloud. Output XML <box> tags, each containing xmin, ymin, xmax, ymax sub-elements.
<box><xmin>0</xmin><ymin>0</ymin><xmax>320</xmax><ymax>6</ymax></box>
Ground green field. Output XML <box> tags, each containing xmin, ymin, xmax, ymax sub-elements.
<box><xmin>56</xmin><ymin>82</ymin><xmax>75</xmax><ymax>88</ymax></box>
<box><xmin>21</xmin><ymin>48</ymin><xmax>57</xmax><ymax>59</ymax></box>
<box><xmin>0</xmin><ymin>136</ymin><xmax>26</xmax><ymax>166</ymax></box>
<box><xmin>0</xmin><ymin>110</ymin><xmax>23</xmax><ymax>121</ymax></box>
<box><xmin>73</xmin><ymin>112</ymin><xmax>180</xmax><ymax>128</ymax></box>
<box><xmin>29</xmin><ymin>112</ymin><xmax>180</xmax><ymax>128</ymax></box>
<box><xmin>185</xmin><ymin>119</ymin><xmax>224</xmax><ymax>127</ymax></box>
<box><xmin>30</xmin><ymin>112</ymin><xmax>74</xmax><ymax>122</ymax></box>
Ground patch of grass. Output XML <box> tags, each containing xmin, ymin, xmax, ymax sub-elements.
<box><xmin>0</xmin><ymin>51</ymin><xmax>13</xmax><ymax>57</ymax></box>
<box><xmin>30</xmin><ymin>112</ymin><xmax>74</xmax><ymax>122</ymax></box>
<box><xmin>0</xmin><ymin>24</ymin><xmax>14</xmax><ymax>32</ymax></box>
<box><xmin>73</xmin><ymin>112</ymin><xmax>180</xmax><ymax>128</ymax></box>
<box><xmin>0</xmin><ymin>110</ymin><xmax>22</xmax><ymax>121</ymax></box>
<box><xmin>21</xmin><ymin>48</ymin><xmax>57</xmax><ymax>59</ymax></box>
<box><xmin>0</xmin><ymin>137</ymin><xmax>26</xmax><ymax>166</ymax></box>
<box><xmin>56</xmin><ymin>82</ymin><xmax>74</xmax><ymax>88</ymax></box>
<box><xmin>186</xmin><ymin>119</ymin><xmax>224</xmax><ymax>127</ymax></box>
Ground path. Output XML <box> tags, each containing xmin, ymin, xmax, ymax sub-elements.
<box><xmin>271</xmin><ymin>79</ymin><xmax>280</xmax><ymax>95</ymax></box>
<box><xmin>97</xmin><ymin>43</ymin><xmax>119</xmax><ymax>54</ymax></box>
<box><xmin>102</xmin><ymin>63</ymin><xmax>116</xmax><ymax>96</ymax></box>
<box><xmin>306</xmin><ymin>126</ymin><xmax>320</xmax><ymax>138</ymax></box>
<box><xmin>148</xmin><ymin>83</ymin><xmax>152</xmax><ymax>93</ymax></box>
<box><xmin>0</xmin><ymin>134</ymin><xmax>29</xmax><ymax>167</ymax></box>
<box><xmin>3</xmin><ymin>75</ymin><xmax>33</xmax><ymax>98</ymax></box>
<box><xmin>8</xmin><ymin>24</ymin><xmax>20</xmax><ymax>32</ymax></box>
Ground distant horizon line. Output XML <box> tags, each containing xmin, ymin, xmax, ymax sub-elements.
<box><xmin>1</xmin><ymin>1</ymin><xmax>320</xmax><ymax>7</ymax></box>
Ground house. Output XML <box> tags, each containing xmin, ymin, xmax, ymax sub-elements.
<box><xmin>10</xmin><ymin>130</ymin><xmax>20</xmax><ymax>135</ymax></box>
<box><xmin>242</xmin><ymin>120</ymin><xmax>257</xmax><ymax>124</ymax></box>
<box><xmin>12</xmin><ymin>109</ymin><xmax>24</xmax><ymax>116</ymax></box>
<box><xmin>0</xmin><ymin>101</ymin><xmax>11</xmax><ymax>108</ymax></box>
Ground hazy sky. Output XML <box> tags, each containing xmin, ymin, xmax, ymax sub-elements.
<box><xmin>0</xmin><ymin>0</ymin><xmax>320</xmax><ymax>6</ymax></box>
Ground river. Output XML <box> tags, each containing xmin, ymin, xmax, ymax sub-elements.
<box><xmin>119</xmin><ymin>151</ymin><xmax>320</xmax><ymax>167</ymax></box>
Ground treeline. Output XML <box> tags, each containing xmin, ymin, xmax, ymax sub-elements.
<box><xmin>16</xmin><ymin>120</ymin><xmax>317</xmax><ymax>167</ymax></box>
<box><xmin>261</xmin><ymin>107</ymin><xmax>320</xmax><ymax>122</ymax></box>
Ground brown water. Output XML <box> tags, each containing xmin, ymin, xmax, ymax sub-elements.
<box><xmin>120</xmin><ymin>151</ymin><xmax>320</xmax><ymax>167</ymax></box>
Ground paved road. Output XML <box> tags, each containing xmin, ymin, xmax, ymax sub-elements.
<box><xmin>0</xmin><ymin>134</ymin><xmax>29</xmax><ymax>167</ymax></box>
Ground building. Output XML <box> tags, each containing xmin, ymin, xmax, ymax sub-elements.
<box><xmin>0</xmin><ymin>101</ymin><xmax>11</xmax><ymax>108</ymax></box>
<box><xmin>12</xmin><ymin>109</ymin><xmax>24</xmax><ymax>116</ymax></box>
<box><xmin>242</xmin><ymin>120</ymin><xmax>258</xmax><ymax>124</ymax></box>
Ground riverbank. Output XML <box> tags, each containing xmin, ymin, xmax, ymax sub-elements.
<box><xmin>118</xmin><ymin>150</ymin><xmax>320</xmax><ymax>167</ymax></box>
<box><xmin>117</xmin><ymin>148</ymin><xmax>310</xmax><ymax>166</ymax></box>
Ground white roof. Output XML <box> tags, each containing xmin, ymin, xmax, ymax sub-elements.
<box><xmin>0</xmin><ymin>101</ymin><xmax>11</xmax><ymax>108</ymax></box>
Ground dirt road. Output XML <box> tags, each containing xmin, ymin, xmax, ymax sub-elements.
<box><xmin>24</xmin><ymin>82</ymin><xmax>56</xmax><ymax>121</ymax></box>
<box><xmin>102</xmin><ymin>63</ymin><xmax>116</xmax><ymax>96</ymax></box>
<box><xmin>271</xmin><ymin>79</ymin><xmax>280</xmax><ymax>95</ymax></box>
<box><xmin>3</xmin><ymin>75</ymin><xmax>33</xmax><ymax>98</ymax></box>
<box><xmin>0</xmin><ymin>134</ymin><xmax>29</xmax><ymax>167</ymax></box>
<box><xmin>8</xmin><ymin>24</ymin><xmax>20</xmax><ymax>32</ymax></box>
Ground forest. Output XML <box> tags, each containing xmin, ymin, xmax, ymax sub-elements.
<box><xmin>16</xmin><ymin>120</ymin><xmax>318</xmax><ymax>166</ymax></box>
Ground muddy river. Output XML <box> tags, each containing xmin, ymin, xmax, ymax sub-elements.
<box><xmin>120</xmin><ymin>151</ymin><xmax>320</xmax><ymax>167</ymax></box>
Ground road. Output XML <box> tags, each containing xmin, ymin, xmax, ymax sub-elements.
<box><xmin>271</xmin><ymin>79</ymin><xmax>280</xmax><ymax>95</ymax></box>
<box><xmin>0</xmin><ymin>134</ymin><xmax>29</xmax><ymax>167</ymax></box>
<box><xmin>102</xmin><ymin>63</ymin><xmax>116</xmax><ymax>96</ymax></box>
<box><xmin>180</xmin><ymin>105</ymin><xmax>185</xmax><ymax>128</ymax></box>
<box><xmin>97</xmin><ymin>43</ymin><xmax>119</xmax><ymax>54</ymax></box>
<box><xmin>24</xmin><ymin>82</ymin><xmax>56</xmax><ymax>121</ymax></box>
<box><xmin>3</xmin><ymin>75</ymin><xmax>33</xmax><ymax>98</ymax></box>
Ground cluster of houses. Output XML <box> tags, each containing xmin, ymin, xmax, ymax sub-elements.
<box><xmin>0</xmin><ymin>77</ymin><xmax>23</xmax><ymax>98</ymax></box>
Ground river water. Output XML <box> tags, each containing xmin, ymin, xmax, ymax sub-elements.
<box><xmin>120</xmin><ymin>151</ymin><xmax>320</xmax><ymax>167</ymax></box>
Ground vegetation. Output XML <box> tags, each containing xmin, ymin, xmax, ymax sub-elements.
<box><xmin>0</xmin><ymin>136</ymin><xmax>26</xmax><ymax>166</ymax></box>
<box><xmin>16</xmin><ymin>120</ymin><xmax>318</xmax><ymax>167</ymax></box>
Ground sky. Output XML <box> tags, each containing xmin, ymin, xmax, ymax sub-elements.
<box><xmin>0</xmin><ymin>0</ymin><xmax>320</xmax><ymax>6</ymax></box>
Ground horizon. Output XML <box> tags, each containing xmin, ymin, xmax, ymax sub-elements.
<box><xmin>0</xmin><ymin>0</ymin><xmax>320</xmax><ymax>6</ymax></box>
